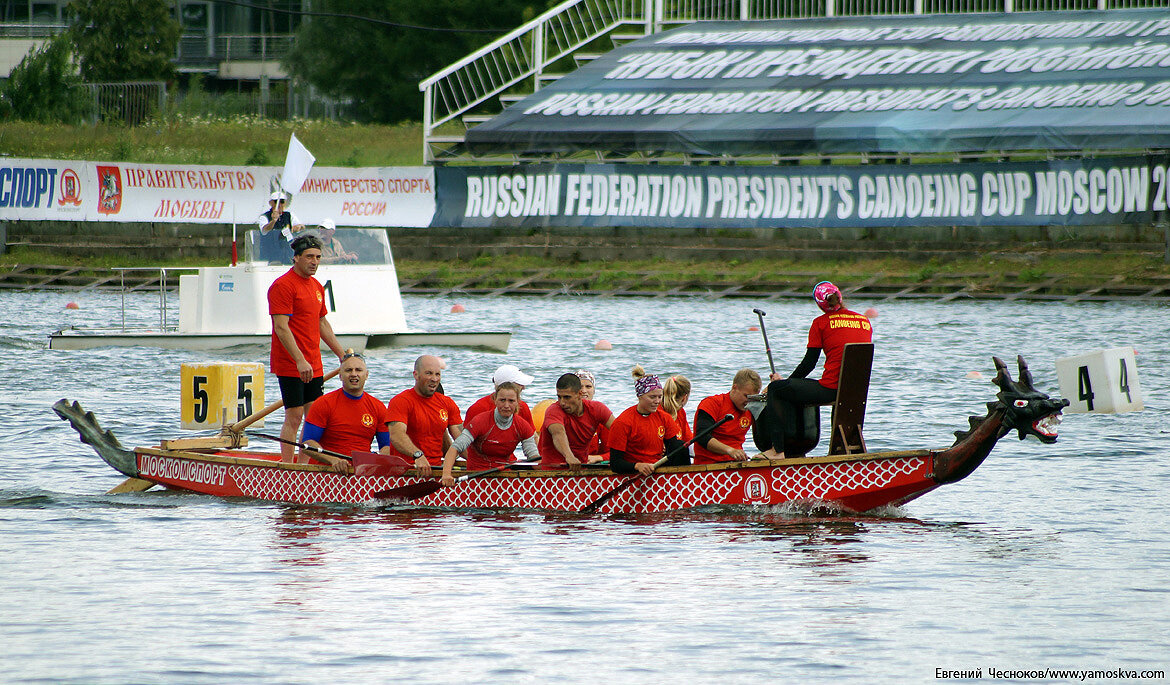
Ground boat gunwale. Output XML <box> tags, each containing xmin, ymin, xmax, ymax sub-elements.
<box><xmin>133</xmin><ymin>445</ymin><xmax>936</xmax><ymax>477</ymax></box>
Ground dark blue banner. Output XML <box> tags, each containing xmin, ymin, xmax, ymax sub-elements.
<box><xmin>433</xmin><ymin>155</ymin><xmax>1170</xmax><ymax>228</ymax></box>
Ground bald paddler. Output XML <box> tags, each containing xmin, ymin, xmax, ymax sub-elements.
<box><xmin>607</xmin><ymin>367</ymin><xmax>687</xmax><ymax>475</ymax></box>
<box><xmin>302</xmin><ymin>350</ymin><xmax>390</xmax><ymax>473</ymax></box>
<box><xmin>760</xmin><ymin>281</ymin><xmax>873</xmax><ymax>459</ymax></box>
<box><xmin>386</xmin><ymin>355</ymin><xmax>463</xmax><ymax>477</ymax></box>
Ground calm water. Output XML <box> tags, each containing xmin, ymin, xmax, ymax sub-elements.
<box><xmin>1</xmin><ymin>289</ymin><xmax>1168</xmax><ymax>684</ymax></box>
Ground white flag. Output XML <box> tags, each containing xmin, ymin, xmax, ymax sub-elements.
<box><xmin>280</xmin><ymin>133</ymin><xmax>316</xmax><ymax>196</ymax></box>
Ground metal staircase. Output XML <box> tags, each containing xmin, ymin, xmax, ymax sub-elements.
<box><xmin>419</xmin><ymin>0</ymin><xmax>1136</xmax><ymax>164</ymax></box>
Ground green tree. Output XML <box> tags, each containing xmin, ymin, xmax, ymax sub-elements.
<box><xmin>0</xmin><ymin>35</ymin><xmax>92</xmax><ymax>123</ymax></box>
<box><xmin>67</xmin><ymin>0</ymin><xmax>180</xmax><ymax>81</ymax></box>
<box><xmin>285</xmin><ymin>0</ymin><xmax>546</xmax><ymax>123</ymax></box>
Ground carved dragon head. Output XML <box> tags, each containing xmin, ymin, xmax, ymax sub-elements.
<box><xmin>993</xmin><ymin>355</ymin><xmax>1070</xmax><ymax>443</ymax></box>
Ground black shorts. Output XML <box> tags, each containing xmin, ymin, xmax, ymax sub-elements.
<box><xmin>277</xmin><ymin>375</ymin><xmax>325</xmax><ymax>408</ymax></box>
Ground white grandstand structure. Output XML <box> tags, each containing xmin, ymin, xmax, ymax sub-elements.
<box><xmin>418</xmin><ymin>0</ymin><xmax>1169</xmax><ymax>165</ymax></box>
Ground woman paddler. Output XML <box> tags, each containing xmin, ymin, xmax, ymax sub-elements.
<box><xmin>661</xmin><ymin>375</ymin><xmax>693</xmax><ymax>445</ymax></box>
<box><xmin>575</xmin><ymin>369</ymin><xmax>609</xmax><ymax>462</ymax></box>
<box><xmin>607</xmin><ymin>367</ymin><xmax>688</xmax><ymax>475</ymax></box>
<box><xmin>759</xmin><ymin>281</ymin><xmax>873</xmax><ymax>459</ymax></box>
<box><xmin>440</xmin><ymin>381</ymin><xmax>537</xmax><ymax>487</ymax></box>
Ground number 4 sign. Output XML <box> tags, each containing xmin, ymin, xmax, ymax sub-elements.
<box><xmin>1055</xmin><ymin>347</ymin><xmax>1144</xmax><ymax>414</ymax></box>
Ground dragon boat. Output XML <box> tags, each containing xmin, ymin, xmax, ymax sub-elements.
<box><xmin>53</xmin><ymin>356</ymin><xmax>1067</xmax><ymax>514</ymax></box>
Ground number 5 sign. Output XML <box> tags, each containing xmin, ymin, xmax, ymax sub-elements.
<box><xmin>1055</xmin><ymin>347</ymin><xmax>1144</xmax><ymax>414</ymax></box>
<box><xmin>180</xmin><ymin>362</ymin><xmax>266</xmax><ymax>429</ymax></box>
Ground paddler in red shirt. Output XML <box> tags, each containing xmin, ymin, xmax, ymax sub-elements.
<box><xmin>608</xmin><ymin>367</ymin><xmax>688</xmax><ymax>475</ymax></box>
<box><xmin>386</xmin><ymin>355</ymin><xmax>463</xmax><ymax>476</ymax></box>
<box><xmin>661</xmin><ymin>375</ymin><xmax>693</xmax><ymax>445</ymax></box>
<box><xmin>440</xmin><ymin>381</ymin><xmax>538</xmax><ymax>486</ymax></box>
<box><xmin>538</xmin><ymin>373</ymin><xmax>614</xmax><ymax>471</ymax></box>
<box><xmin>760</xmin><ymin>281</ymin><xmax>873</xmax><ymax>459</ymax></box>
<box><xmin>463</xmin><ymin>364</ymin><xmax>535</xmax><ymax>427</ymax></box>
<box><xmin>302</xmin><ymin>351</ymin><xmax>390</xmax><ymax>473</ymax></box>
<box><xmin>574</xmin><ymin>369</ymin><xmax>609</xmax><ymax>460</ymax></box>
<box><xmin>692</xmin><ymin>368</ymin><xmax>762</xmax><ymax>464</ymax></box>
<box><xmin>267</xmin><ymin>235</ymin><xmax>346</xmax><ymax>464</ymax></box>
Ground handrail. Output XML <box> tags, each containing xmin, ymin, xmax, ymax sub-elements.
<box><xmin>419</xmin><ymin>0</ymin><xmax>648</xmax><ymax>161</ymax></box>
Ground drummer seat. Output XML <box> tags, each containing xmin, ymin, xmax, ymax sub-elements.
<box><xmin>827</xmin><ymin>342</ymin><xmax>874</xmax><ymax>455</ymax></box>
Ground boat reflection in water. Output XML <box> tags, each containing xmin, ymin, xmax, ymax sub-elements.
<box><xmin>48</xmin><ymin>228</ymin><xmax>511</xmax><ymax>353</ymax></box>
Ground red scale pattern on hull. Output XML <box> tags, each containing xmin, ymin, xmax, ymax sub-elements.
<box><xmin>137</xmin><ymin>452</ymin><xmax>935</xmax><ymax>513</ymax></box>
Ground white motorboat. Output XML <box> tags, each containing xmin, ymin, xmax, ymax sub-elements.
<box><xmin>48</xmin><ymin>229</ymin><xmax>511</xmax><ymax>353</ymax></box>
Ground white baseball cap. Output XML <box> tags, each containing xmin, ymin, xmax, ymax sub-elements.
<box><xmin>318</xmin><ymin>218</ymin><xmax>336</xmax><ymax>231</ymax></box>
<box><xmin>493</xmin><ymin>364</ymin><xmax>533</xmax><ymax>387</ymax></box>
<box><xmin>269</xmin><ymin>191</ymin><xmax>287</xmax><ymax>202</ymax></box>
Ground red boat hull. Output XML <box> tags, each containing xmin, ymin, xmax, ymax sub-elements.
<box><xmin>135</xmin><ymin>448</ymin><xmax>939</xmax><ymax>513</ymax></box>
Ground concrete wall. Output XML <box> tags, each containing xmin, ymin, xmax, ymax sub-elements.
<box><xmin>0</xmin><ymin>38</ymin><xmax>44</xmax><ymax>77</ymax></box>
<box><xmin>3</xmin><ymin>220</ymin><xmax>1166</xmax><ymax>263</ymax></box>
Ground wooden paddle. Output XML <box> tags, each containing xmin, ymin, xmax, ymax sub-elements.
<box><xmin>579</xmin><ymin>413</ymin><xmax>735</xmax><ymax>514</ymax></box>
<box><xmin>248</xmin><ymin>431</ymin><xmax>358</xmax><ymax>466</ymax></box>
<box><xmin>753</xmin><ymin>308</ymin><xmax>777</xmax><ymax>377</ymax></box>
<box><xmin>227</xmin><ymin>366</ymin><xmax>342</xmax><ymax>434</ymax></box>
<box><xmin>373</xmin><ymin>459</ymin><xmax>539</xmax><ymax>502</ymax></box>
<box><xmin>107</xmin><ymin>366</ymin><xmax>344</xmax><ymax>494</ymax></box>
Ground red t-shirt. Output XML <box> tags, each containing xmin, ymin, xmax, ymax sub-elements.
<box><xmin>692</xmin><ymin>393</ymin><xmax>754</xmax><ymax>465</ymax></box>
<box><xmin>305</xmin><ymin>389</ymin><xmax>389</xmax><ymax>456</ymax></box>
<box><xmin>463</xmin><ymin>411</ymin><xmax>534</xmax><ymax>470</ymax></box>
<box><xmin>538</xmin><ymin>399</ymin><xmax>612</xmax><ymax>467</ymax></box>
<box><xmin>463</xmin><ymin>394</ymin><xmax>533</xmax><ymax>427</ymax></box>
<box><xmin>386</xmin><ymin>388</ymin><xmax>462</xmax><ymax>465</ymax></box>
<box><xmin>267</xmin><ymin>268</ymin><xmax>327</xmax><ymax>377</ymax></box>
<box><xmin>808</xmin><ymin>308</ymin><xmax>873</xmax><ymax>389</ymax></box>
<box><xmin>607</xmin><ymin>406</ymin><xmax>682</xmax><ymax>464</ymax></box>
<box><xmin>672</xmin><ymin>407</ymin><xmax>693</xmax><ymax>444</ymax></box>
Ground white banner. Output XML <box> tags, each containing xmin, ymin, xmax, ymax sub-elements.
<box><xmin>0</xmin><ymin>159</ymin><xmax>436</xmax><ymax>227</ymax></box>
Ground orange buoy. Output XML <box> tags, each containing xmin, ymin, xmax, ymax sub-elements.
<box><xmin>965</xmin><ymin>371</ymin><xmax>984</xmax><ymax>380</ymax></box>
<box><xmin>450</xmin><ymin>304</ymin><xmax>465</xmax><ymax>313</ymax></box>
<box><xmin>864</xmin><ymin>307</ymin><xmax>878</xmax><ymax>318</ymax></box>
<box><xmin>594</xmin><ymin>339</ymin><xmax>613</xmax><ymax>350</ymax></box>
<box><xmin>65</xmin><ymin>302</ymin><xmax>80</xmax><ymax>310</ymax></box>
<box><xmin>531</xmin><ymin>398</ymin><xmax>556</xmax><ymax>432</ymax></box>
<box><xmin>748</xmin><ymin>325</ymin><xmax>759</xmax><ymax>331</ymax></box>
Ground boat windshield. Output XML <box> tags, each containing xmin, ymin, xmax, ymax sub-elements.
<box><xmin>244</xmin><ymin>228</ymin><xmax>393</xmax><ymax>266</ymax></box>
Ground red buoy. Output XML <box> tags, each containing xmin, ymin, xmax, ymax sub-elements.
<box><xmin>594</xmin><ymin>339</ymin><xmax>613</xmax><ymax>350</ymax></box>
<box><xmin>450</xmin><ymin>304</ymin><xmax>466</xmax><ymax>313</ymax></box>
<box><xmin>65</xmin><ymin>302</ymin><xmax>80</xmax><ymax>310</ymax></box>
<box><xmin>864</xmin><ymin>307</ymin><xmax>878</xmax><ymax>318</ymax></box>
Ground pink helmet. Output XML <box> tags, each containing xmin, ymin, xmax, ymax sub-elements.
<box><xmin>813</xmin><ymin>281</ymin><xmax>842</xmax><ymax>313</ymax></box>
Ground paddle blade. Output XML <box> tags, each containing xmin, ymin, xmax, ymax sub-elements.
<box><xmin>352</xmin><ymin>452</ymin><xmax>410</xmax><ymax>477</ymax></box>
<box><xmin>373</xmin><ymin>480</ymin><xmax>442</xmax><ymax>502</ymax></box>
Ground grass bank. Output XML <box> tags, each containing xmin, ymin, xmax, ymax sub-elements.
<box><xmin>0</xmin><ymin>119</ymin><xmax>424</xmax><ymax>166</ymax></box>
<box><xmin>4</xmin><ymin>246</ymin><xmax>1167</xmax><ymax>291</ymax></box>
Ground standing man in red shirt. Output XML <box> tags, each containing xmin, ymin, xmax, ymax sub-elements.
<box><xmin>692</xmin><ymin>369</ymin><xmax>762</xmax><ymax>464</ymax></box>
<box><xmin>538</xmin><ymin>373</ymin><xmax>614</xmax><ymax>471</ymax></box>
<box><xmin>760</xmin><ymin>281</ymin><xmax>873</xmax><ymax>459</ymax></box>
<box><xmin>386</xmin><ymin>355</ymin><xmax>463</xmax><ymax>476</ymax></box>
<box><xmin>268</xmin><ymin>235</ymin><xmax>346</xmax><ymax>464</ymax></box>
